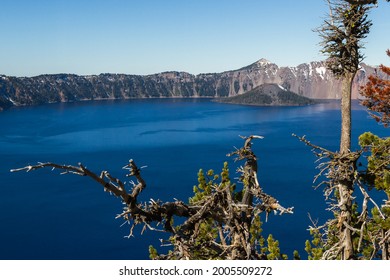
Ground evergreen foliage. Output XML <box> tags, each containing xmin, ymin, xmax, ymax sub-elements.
<box><xmin>149</xmin><ymin>157</ymin><xmax>292</xmax><ymax>259</ymax></box>
<box><xmin>300</xmin><ymin>113</ymin><xmax>390</xmax><ymax>260</ymax></box>
<box><xmin>317</xmin><ymin>1</ymin><xmax>373</xmax><ymax>77</ymax></box>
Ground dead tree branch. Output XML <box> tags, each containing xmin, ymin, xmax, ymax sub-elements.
<box><xmin>12</xmin><ymin>135</ymin><xmax>293</xmax><ymax>260</ymax></box>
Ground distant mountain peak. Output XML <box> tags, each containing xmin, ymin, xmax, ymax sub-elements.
<box><xmin>255</xmin><ymin>58</ymin><xmax>272</xmax><ymax>66</ymax></box>
<box><xmin>238</xmin><ymin>58</ymin><xmax>274</xmax><ymax>71</ymax></box>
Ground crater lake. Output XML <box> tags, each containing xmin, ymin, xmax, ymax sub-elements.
<box><xmin>0</xmin><ymin>98</ymin><xmax>387</xmax><ymax>259</ymax></box>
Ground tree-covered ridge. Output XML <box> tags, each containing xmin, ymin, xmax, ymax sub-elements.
<box><xmin>214</xmin><ymin>83</ymin><xmax>316</xmax><ymax>106</ymax></box>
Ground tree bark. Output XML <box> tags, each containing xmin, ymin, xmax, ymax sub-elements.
<box><xmin>340</xmin><ymin>72</ymin><xmax>355</xmax><ymax>153</ymax></box>
<box><xmin>338</xmin><ymin>181</ymin><xmax>354</xmax><ymax>259</ymax></box>
<box><xmin>339</xmin><ymin>71</ymin><xmax>356</xmax><ymax>260</ymax></box>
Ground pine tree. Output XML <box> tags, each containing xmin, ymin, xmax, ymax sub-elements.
<box><xmin>300</xmin><ymin>48</ymin><xmax>390</xmax><ymax>259</ymax></box>
<box><xmin>356</xmin><ymin>57</ymin><xmax>390</xmax><ymax>258</ymax></box>
<box><xmin>358</xmin><ymin>132</ymin><xmax>390</xmax><ymax>259</ymax></box>
<box><xmin>303</xmin><ymin>0</ymin><xmax>375</xmax><ymax>259</ymax></box>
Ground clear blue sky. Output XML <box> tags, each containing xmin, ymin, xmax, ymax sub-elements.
<box><xmin>1</xmin><ymin>0</ymin><xmax>389</xmax><ymax>77</ymax></box>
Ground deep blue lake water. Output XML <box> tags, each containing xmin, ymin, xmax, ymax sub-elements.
<box><xmin>0</xmin><ymin>98</ymin><xmax>387</xmax><ymax>260</ymax></box>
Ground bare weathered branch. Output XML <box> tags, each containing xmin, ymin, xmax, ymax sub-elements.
<box><xmin>12</xmin><ymin>135</ymin><xmax>293</xmax><ymax>260</ymax></box>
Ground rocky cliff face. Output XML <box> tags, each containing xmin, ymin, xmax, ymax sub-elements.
<box><xmin>230</xmin><ymin>59</ymin><xmax>378</xmax><ymax>99</ymax></box>
<box><xmin>0</xmin><ymin>59</ymin><xmax>381</xmax><ymax>110</ymax></box>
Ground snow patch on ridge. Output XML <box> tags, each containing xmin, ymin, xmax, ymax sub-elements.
<box><xmin>8</xmin><ymin>98</ymin><xmax>18</xmax><ymax>105</ymax></box>
<box><xmin>315</xmin><ymin>66</ymin><xmax>327</xmax><ymax>79</ymax></box>
<box><xmin>278</xmin><ymin>84</ymin><xmax>287</xmax><ymax>91</ymax></box>
<box><xmin>256</xmin><ymin>58</ymin><xmax>271</xmax><ymax>66</ymax></box>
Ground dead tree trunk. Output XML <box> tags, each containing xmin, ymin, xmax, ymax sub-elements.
<box><xmin>316</xmin><ymin>0</ymin><xmax>374</xmax><ymax>258</ymax></box>
<box><xmin>340</xmin><ymin>72</ymin><xmax>355</xmax><ymax>154</ymax></box>
<box><xmin>338</xmin><ymin>71</ymin><xmax>356</xmax><ymax>259</ymax></box>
